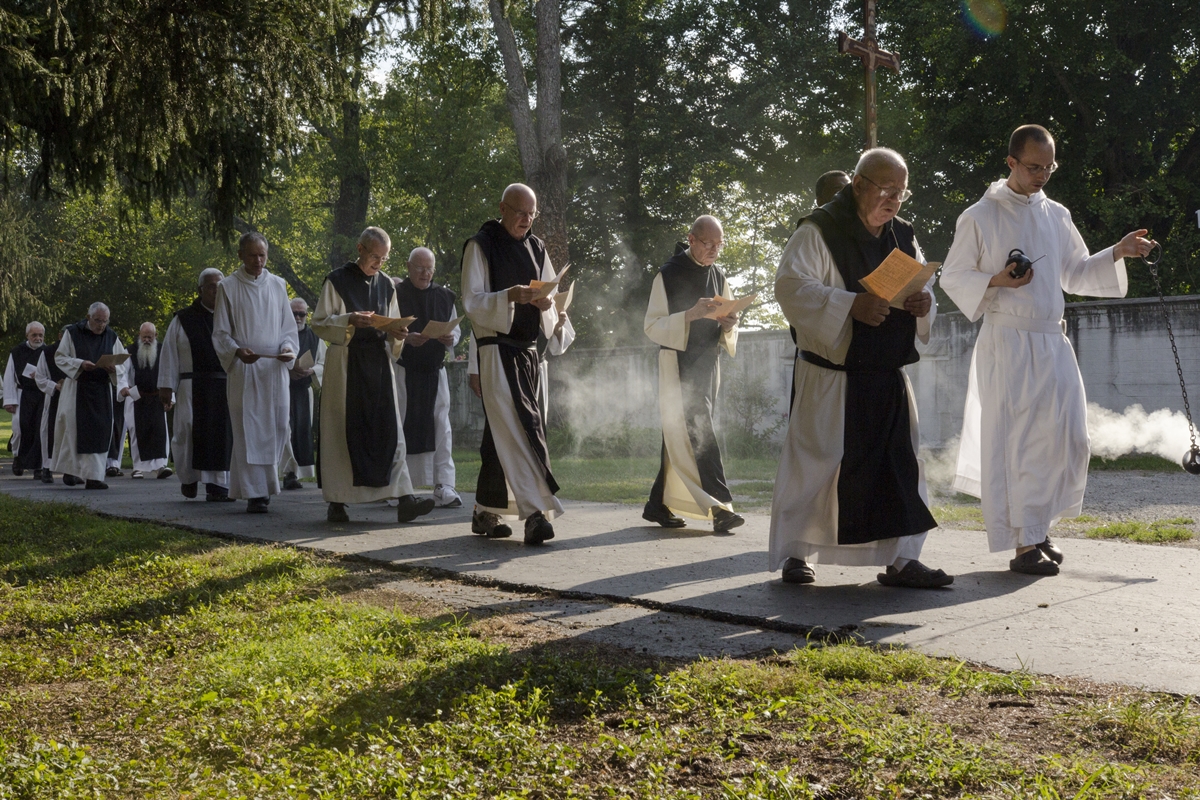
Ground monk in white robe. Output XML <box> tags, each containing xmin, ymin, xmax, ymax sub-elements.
<box><xmin>212</xmin><ymin>234</ymin><xmax>299</xmax><ymax>511</ymax></box>
<box><xmin>940</xmin><ymin>124</ymin><xmax>1156</xmax><ymax>575</ymax></box>
<box><xmin>51</xmin><ymin>302</ymin><xmax>128</xmax><ymax>488</ymax></box>
<box><xmin>3</xmin><ymin>321</ymin><xmax>47</xmax><ymax>478</ymax></box>
<box><xmin>463</xmin><ymin>183</ymin><xmax>562</xmax><ymax>545</ymax></box>
<box><xmin>34</xmin><ymin>340</ymin><xmax>67</xmax><ymax>483</ymax></box>
<box><xmin>312</xmin><ymin>226</ymin><xmax>433</xmax><ymax>524</ymax></box>
<box><xmin>643</xmin><ymin>215</ymin><xmax>742</xmax><ymax>532</ymax></box>
<box><xmin>159</xmin><ymin>268</ymin><xmax>233</xmax><ymax>501</ymax></box>
<box><xmin>770</xmin><ymin>148</ymin><xmax>950</xmax><ymax>588</ymax></box>
<box><xmin>121</xmin><ymin>322</ymin><xmax>171</xmax><ymax>478</ymax></box>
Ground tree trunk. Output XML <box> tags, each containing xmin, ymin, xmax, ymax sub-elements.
<box><xmin>328</xmin><ymin>98</ymin><xmax>371</xmax><ymax>270</ymax></box>
<box><xmin>488</xmin><ymin>0</ymin><xmax>570</xmax><ymax>269</ymax></box>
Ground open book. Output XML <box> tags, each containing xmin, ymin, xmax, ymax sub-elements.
<box><xmin>553</xmin><ymin>281</ymin><xmax>574</xmax><ymax>313</ymax></box>
<box><xmin>704</xmin><ymin>293</ymin><xmax>757</xmax><ymax>320</ymax></box>
<box><xmin>95</xmin><ymin>353</ymin><xmax>131</xmax><ymax>369</ymax></box>
<box><xmin>368</xmin><ymin>315</ymin><xmax>417</xmax><ymax>331</ymax></box>
<box><xmin>296</xmin><ymin>351</ymin><xmax>315</xmax><ymax>371</ymax></box>
<box><xmin>421</xmin><ymin>316</ymin><xmax>461</xmax><ymax>340</ymax></box>
<box><xmin>858</xmin><ymin>250</ymin><xmax>940</xmax><ymax>309</ymax></box>
<box><xmin>530</xmin><ymin>264</ymin><xmax>570</xmax><ymax>300</ymax></box>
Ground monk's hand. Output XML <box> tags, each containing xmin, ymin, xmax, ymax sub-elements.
<box><xmin>437</xmin><ymin>333</ymin><xmax>456</xmax><ymax>346</ymax></box>
<box><xmin>717</xmin><ymin>312</ymin><xmax>738</xmax><ymax>331</ymax></box>
<box><xmin>554</xmin><ymin>312</ymin><xmax>568</xmax><ymax>336</ymax></box>
<box><xmin>507</xmin><ymin>285</ymin><xmax>539</xmax><ymax>304</ymax></box>
<box><xmin>120</xmin><ymin>387</ymin><xmax>131</xmax><ymax>398</ymax></box>
<box><xmin>531</xmin><ymin>296</ymin><xmax>553</xmax><ymax>311</ymax></box>
<box><xmin>289</xmin><ymin>366</ymin><xmax>312</xmax><ymax>379</ymax></box>
<box><xmin>55</xmin><ymin>380</ymin><xmax>63</xmax><ymax>391</ymax></box>
<box><xmin>235</xmin><ymin>348</ymin><xmax>257</xmax><ymax>364</ymax></box>
<box><xmin>407</xmin><ymin>332</ymin><xmax>429</xmax><ymax>347</ymax></box>
<box><xmin>988</xmin><ymin>267</ymin><xmax>1033</xmax><ymax>289</ymax></box>
<box><xmin>1113</xmin><ymin>228</ymin><xmax>1157</xmax><ymax>261</ymax></box>
<box><xmin>468</xmin><ymin>373</ymin><xmax>482</xmax><ymax>398</ymax></box>
<box><xmin>349</xmin><ymin>311</ymin><xmax>375</xmax><ymax>329</ymax></box>
<box><xmin>3</xmin><ymin>404</ymin><xmax>14</xmax><ymax>414</ymax></box>
<box><xmin>80</xmin><ymin>360</ymin><xmax>97</xmax><ymax>372</ymax></box>
<box><xmin>684</xmin><ymin>297</ymin><xmax>720</xmax><ymax>323</ymax></box>
<box><xmin>157</xmin><ymin>388</ymin><xmax>174</xmax><ymax>407</ymax></box>
<box><xmin>850</xmin><ymin>293</ymin><xmax>891</xmax><ymax>326</ymax></box>
<box><xmin>903</xmin><ymin>291</ymin><xmax>932</xmax><ymax>319</ymax></box>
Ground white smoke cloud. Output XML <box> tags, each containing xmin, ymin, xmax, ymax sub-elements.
<box><xmin>1086</xmin><ymin>403</ymin><xmax>1195</xmax><ymax>462</ymax></box>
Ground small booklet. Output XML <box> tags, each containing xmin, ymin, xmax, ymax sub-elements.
<box><xmin>421</xmin><ymin>316</ymin><xmax>461</xmax><ymax>340</ymax></box>
<box><xmin>127</xmin><ymin>386</ymin><xmax>141</xmax><ymax>402</ymax></box>
<box><xmin>368</xmin><ymin>315</ymin><xmax>417</xmax><ymax>331</ymax></box>
<box><xmin>296</xmin><ymin>351</ymin><xmax>315</xmax><ymax>371</ymax></box>
<box><xmin>859</xmin><ymin>250</ymin><xmax>940</xmax><ymax>309</ymax></box>
<box><xmin>242</xmin><ymin>352</ymin><xmax>294</xmax><ymax>364</ymax></box>
<box><xmin>530</xmin><ymin>264</ymin><xmax>570</xmax><ymax>299</ymax></box>
<box><xmin>553</xmin><ymin>281</ymin><xmax>575</xmax><ymax>313</ymax></box>
<box><xmin>704</xmin><ymin>293</ymin><xmax>757</xmax><ymax>320</ymax></box>
<box><xmin>21</xmin><ymin>363</ymin><xmax>37</xmax><ymax>379</ymax></box>
<box><xmin>95</xmin><ymin>353</ymin><xmax>131</xmax><ymax>369</ymax></box>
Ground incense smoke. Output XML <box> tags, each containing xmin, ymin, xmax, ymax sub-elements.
<box><xmin>1086</xmin><ymin>403</ymin><xmax>1195</xmax><ymax>462</ymax></box>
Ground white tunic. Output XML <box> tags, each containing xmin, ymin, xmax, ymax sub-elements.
<box><xmin>643</xmin><ymin>263</ymin><xmax>738</xmax><ymax>519</ymax></box>
<box><xmin>33</xmin><ymin>352</ymin><xmax>59</xmax><ymax>469</ymax></box>
<box><xmin>311</xmin><ymin>278</ymin><xmax>414</xmax><ymax>504</ymax></box>
<box><xmin>769</xmin><ymin>220</ymin><xmax>935</xmax><ymax>569</ymax></box>
<box><xmin>159</xmin><ymin>314</ymin><xmax>230</xmax><ymax>488</ymax></box>
<box><xmin>2</xmin><ymin>350</ymin><xmax>32</xmax><ymax>455</ymax></box>
<box><xmin>940</xmin><ymin>180</ymin><xmax>1127</xmax><ymax>552</ymax></box>
<box><xmin>212</xmin><ymin>267</ymin><xmax>299</xmax><ymax>499</ymax></box>
<box><xmin>51</xmin><ymin>328</ymin><xmax>128</xmax><ymax>482</ymax></box>
<box><xmin>462</xmin><ymin>238</ymin><xmax>563</xmax><ymax>520</ymax></box>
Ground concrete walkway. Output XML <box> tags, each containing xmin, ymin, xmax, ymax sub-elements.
<box><xmin>3</xmin><ymin>472</ymin><xmax>1198</xmax><ymax>695</ymax></box>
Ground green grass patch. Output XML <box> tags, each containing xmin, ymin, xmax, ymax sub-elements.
<box><xmin>445</xmin><ymin>449</ymin><xmax>777</xmax><ymax>505</ymax></box>
<box><xmin>3</xmin><ymin>494</ymin><xmax>1200</xmax><ymax>797</ymax></box>
<box><xmin>1089</xmin><ymin>452</ymin><xmax>1182</xmax><ymax>472</ymax></box>
<box><xmin>1086</xmin><ymin>519</ymin><xmax>1195</xmax><ymax>543</ymax></box>
<box><xmin>931</xmin><ymin>504</ymin><xmax>986</xmax><ymax>530</ymax></box>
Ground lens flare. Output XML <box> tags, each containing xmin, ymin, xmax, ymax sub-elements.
<box><xmin>962</xmin><ymin>0</ymin><xmax>1007</xmax><ymax>38</ymax></box>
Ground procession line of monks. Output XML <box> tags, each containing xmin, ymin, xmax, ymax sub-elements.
<box><xmin>3</xmin><ymin>123</ymin><xmax>1158</xmax><ymax>587</ymax></box>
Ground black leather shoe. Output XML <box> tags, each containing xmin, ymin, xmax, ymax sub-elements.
<box><xmin>40</xmin><ymin>470</ymin><xmax>54</xmax><ymax>484</ymax></box>
<box><xmin>396</xmin><ymin>494</ymin><xmax>435</xmax><ymax>523</ymax></box>
<box><xmin>524</xmin><ymin>512</ymin><xmax>555</xmax><ymax>545</ymax></box>
<box><xmin>327</xmin><ymin>502</ymin><xmax>350</xmax><ymax>523</ymax></box>
<box><xmin>781</xmin><ymin>557</ymin><xmax>815</xmax><ymax>584</ymax></box>
<box><xmin>643</xmin><ymin>503</ymin><xmax>686</xmax><ymax>528</ymax></box>
<box><xmin>156</xmin><ymin>467</ymin><xmax>173</xmax><ymax>479</ymax></box>
<box><xmin>283</xmin><ymin>472</ymin><xmax>303</xmax><ymax>491</ymax></box>
<box><xmin>712</xmin><ymin>508</ymin><xmax>745</xmax><ymax>533</ymax></box>
<box><xmin>62</xmin><ymin>474</ymin><xmax>80</xmax><ymax>486</ymax></box>
<box><xmin>877</xmin><ymin>560</ymin><xmax>954</xmax><ymax>588</ymax></box>
<box><xmin>11</xmin><ymin>467</ymin><xmax>23</xmax><ymax>476</ymax></box>
<box><xmin>1037</xmin><ymin>537</ymin><xmax>1064</xmax><ymax>565</ymax></box>
<box><xmin>106</xmin><ymin>467</ymin><xmax>123</xmax><ymax>478</ymax></box>
<box><xmin>85</xmin><ymin>479</ymin><xmax>109</xmax><ymax>490</ymax></box>
<box><xmin>181</xmin><ymin>481</ymin><xmax>199</xmax><ymax>498</ymax></box>
<box><xmin>247</xmin><ymin>497</ymin><xmax>270</xmax><ymax>513</ymax></box>
<box><xmin>1010</xmin><ymin>548</ymin><xmax>1059</xmax><ymax>576</ymax></box>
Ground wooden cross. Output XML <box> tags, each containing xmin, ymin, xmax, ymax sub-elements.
<box><xmin>838</xmin><ymin>0</ymin><xmax>901</xmax><ymax>149</ymax></box>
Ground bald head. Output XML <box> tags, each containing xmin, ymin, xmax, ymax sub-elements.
<box><xmin>406</xmin><ymin>247</ymin><xmax>436</xmax><ymax>289</ymax></box>
<box><xmin>499</xmin><ymin>183</ymin><xmax>538</xmax><ymax>240</ymax></box>
<box><xmin>851</xmin><ymin>147</ymin><xmax>910</xmax><ymax>235</ymax></box>
<box><xmin>686</xmin><ymin>215</ymin><xmax>724</xmax><ymax>266</ymax></box>
<box><xmin>138</xmin><ymin>322</ymin><xmax>157</xmax><ymax>346</ymax></box>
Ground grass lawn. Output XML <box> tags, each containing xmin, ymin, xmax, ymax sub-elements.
<box><xmin>2</xmin><ymin>495</ymin><xmax>1200</xmax><ymax>797</ymax></box>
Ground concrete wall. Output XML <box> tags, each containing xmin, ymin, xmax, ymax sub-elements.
<box><xmin>448</xmin><ymin>296</ymin><xmax>1200</xmax><ymax>450</ymax></box>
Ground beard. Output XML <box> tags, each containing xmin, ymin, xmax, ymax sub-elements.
<box><xmin>137</xmin><ymin>341</ymin><xmax>157</xmax><ymax>369</ymax></box>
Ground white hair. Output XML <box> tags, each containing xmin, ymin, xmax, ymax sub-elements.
<box><xmin>26</xmin><ymin>321</ymin><xmax>44</xmax><ymax>335</ymax></box>
<box><xmin>290</xmin><ymin>297</ymin><xmax>308</xmax><ymax>311</ymax></box>
<box><xmin>88</xmin><ymin>302</ymin><xmax>109</xmax><ymax>317</ymax></box>
<box><xmin>407</xmin><ymin>246</ymin><xmax>435</xmax><ymax>265</ymax></box>
<box><xmin>198</xmin><ymin>267</ymin><xmax>224</xmax><ymax>286</ymax></box>
<box><xmin>853</xmin><ymin>147</ymin><xmax>908</xmax><ymax>179</ymax></box>
<box><xmin>358</xmin><ymin>226</ymin><xmax>391</xmax><ymax>250</ymax></box>
<box><xmin>137</xmin><ymin>339</ymin><xmax>158</xmax><ymax>369</ymax></box>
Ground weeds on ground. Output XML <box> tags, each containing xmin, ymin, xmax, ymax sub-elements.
<box><xmin>2</xmin><ymin>494</ymin><xmax>1199</xmax><ymax>798</ymax></box>
<box><xmin>1086</xmin><ymin>518</ymin><xmax>1195</xmax><ymax>543</ymax></box>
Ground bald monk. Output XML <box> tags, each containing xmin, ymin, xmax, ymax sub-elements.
<box><xmin>642</xmin><ymin>215</ymin><xmax>743</xmax><ymax>533</ymax></box>
<box><xmin>462</xmin><ymin>183</ymin><xmax>563</xmax><ymax>545</ymax></box>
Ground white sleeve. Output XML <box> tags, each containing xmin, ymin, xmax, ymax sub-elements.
<box><xmin>211</xmin><ymin>281</ymin><xmax>240</xmax><ymax>372</ymax></box>
<box><xmin>913</xmin><ymin>237</ymin><xmax>937</xmax><ymax>344</ymax></box>
<box><xmin>311</xmin><ymin>340</ymin><xmax>327</xmax><ymax>390</ymax></box>
<box><xmin>938</xmin><ymin>212</ymin><xmax>996</xmax><ymax>323</ymax></box>
<box><xmin>462</xmin><ymin>240</ymin><xmax>516</xmax><ymax>335</ymax></box>
<box><xmin>33</xmin><ymin>353</ymin><xmax>55</xmax><ymax>394</ymax></box>
<box><xmin>1</xmin><ymin>358</ymin><xmax>16</xmax><ymax>404</ymax></box>
<box><xmin>56</xmin><ymin>330</ymin><xmax>84</xmax><ymax>380</ymax></box>
<box><xmin>158</xmin><ymin>318</ymin><xmax>182</xmax><ymax>391</ymax></box>
<box><xmin>467</xmin><ymin>332</ymin><xmax>478</xmax><ymax>376</ymax></box>
<box><xmin>547</xmin><ymin>315</ymin><xmax>575</xmax><ymax>356</ymax></box>
<box><xmin>774</xmin><ymin>222</ymin><xmax>855</xmax><ymax>362</ymax></box>
<box><xmin>1059</xmin><ymin>211</ymin><xmax>1127</xmax><ymax>298</ymax></box>
<box><xmin>718</xmin><ymin>275</ymin><xmax>738</xmax><ymax>358</ymax></box>
<box><xmin>643</xmin><ymin>273</ymin><xmax>690</xmax><ymax>350</ymax></box>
